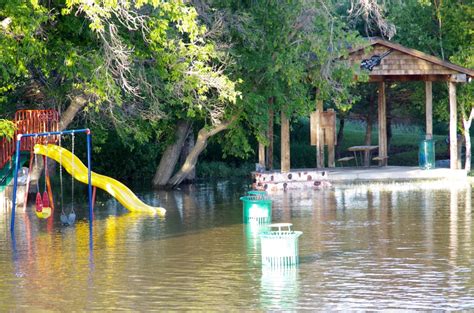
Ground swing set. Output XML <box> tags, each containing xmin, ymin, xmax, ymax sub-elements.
<box><xmin>29</xmin><ymin>133</ymin><xmax>81</xmax><ymax>224</ymax></box>
<box><xmin>10</xmin><ymin>129</ymin><xmax>93</xmax><ymax>234</ymax></box>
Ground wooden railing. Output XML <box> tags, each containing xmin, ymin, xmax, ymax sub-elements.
<box><xmin>0</xmin><ymin>136</ymin><xmax>15</xmax><ymax>170</ymax></box>
<box><xmin>0</xmin><ymin>110</ymin><xmax>59</xmax><ymax>170</ymax></box>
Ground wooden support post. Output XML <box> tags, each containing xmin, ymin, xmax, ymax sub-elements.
<box><xmin>316</xmin><ymin>99</ymin><xmax>324</xmax><ymax>168</ymax></box>
<box><xmin>310</xmin><ymin>111</ymin><xmax>317</xmax><ymax>146</ymax></box>
<box><xmin>449</xmin><ymin>81</ymin><xmax>458</xmax><ymax>170</ymax></box>
<box><xmin>266</xmin><ymin>103</ymin><xmax>274</xmax><ymax>170</ymax></box>
<box><xmin>327</xmin><ymin>127</ymin><xmax>335</xmax><ymax>167</ymax></box>
<box><xmin>258</xmin><ymin>142</ymin><xmax>265</xmax><ymax>168</ymax></box>
<box><xmin>327</xmin><ymin>108</ymin><xmax>336</xmax><ymax>167</ymax></box>
<box><xmin>378</xmin><ymin>82</ymin><xmax>387</xmax><ymax>166</ymax></box>
<box><xmin>281</xmin><ymin>110</ymin><xmax>290</xmax><ymax>173</ymax></box>
<box><xmin>425</xmin><ymin>81</ymin><xmax>433</xmax><ymax>140</ymax></box>
<box><xmin>315</xmin><ymin>110</ymin><xmax>323</xmax><ymax>168</ymax></box>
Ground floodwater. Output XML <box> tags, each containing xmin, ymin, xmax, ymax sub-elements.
<box><xmin>0</xmin><ymin>180</ymin><xmax>473</xmax><ymax>310</ymax></box>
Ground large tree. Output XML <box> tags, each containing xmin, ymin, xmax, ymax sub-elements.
<box><xmin>1</xmin><ymin>0</ymin><xmax>398</xmax><ymax>187</ymax></box>
<box><xmin>388</xmin><ymin>0</ymin><xmax>473</xmax><ymax>169</ymax></box>
<box><xmin>1</xmin><ymin>0</ymin><xmax>240</xmax><ymax>185</ymax></box>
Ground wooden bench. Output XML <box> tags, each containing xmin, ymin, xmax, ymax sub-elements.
<box><xmin>337</xmin><ymin>156</ymin><xmax>355</xmax><ymax>167</ymax></box>
<box><xmin>372</xmin><ymin>155</ymin><xmax>389</xmax><ymax>165</ymax></box>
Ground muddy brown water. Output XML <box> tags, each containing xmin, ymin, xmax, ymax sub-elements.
<box><xmin>0</xmin><ymin>180</ymin><xmax>473</xmax><ymax>310</ymax></box>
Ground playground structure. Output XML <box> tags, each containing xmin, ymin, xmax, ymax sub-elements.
<box><xmin>1</xmin><ymin>110</ymin><xmax>60</xmax><ymax>190</ymax></box>
<box><xmin>35</xmin><ymin>144</ymin><xmax>166</xmax><ymax>215</ymax></box>
<box><xmin>1</xmin><ymin>110</ymin><xmax>166</xmax><ymax>234</ymax></box>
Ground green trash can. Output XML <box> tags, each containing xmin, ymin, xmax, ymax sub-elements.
<box><xmin>419</xmin><ymin>139</ymin><xmax>435</xmax><ymax>169</ymax></box>
<box><xmin>247</xmin><ymin>190</ymin><xmax>267</xmax><ymax>199</ymax></box>
<box><xmin>240</xmin><ymin>195</ymin><xmax>272</xmax><ymax>224</ymax></box>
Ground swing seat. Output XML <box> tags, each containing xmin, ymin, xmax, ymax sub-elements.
<box><xmin>35</xmin><ymin>193</ymin><xmax>43</xmax><ymax>212</ymax></box>
<box><xmin>35</xmin><ymin>207</ymin><xmax>52</xmax><ymax>219</ymax></box>
<box><xmin>60</xmin><ymin>212</ymin><xmax>76</xmax><ymax>225</ymax></box>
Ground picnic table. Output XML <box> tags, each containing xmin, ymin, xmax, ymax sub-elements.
<box><xmin>347</xmin><ymin>145</ymin><xmax>379</xmax><ymax>167</ymax></box>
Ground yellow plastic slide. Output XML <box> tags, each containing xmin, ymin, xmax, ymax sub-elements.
<box><xmin>34</xmin><ymin>144</ymin><xmax>166</xmax><ymax>217</ymax></box>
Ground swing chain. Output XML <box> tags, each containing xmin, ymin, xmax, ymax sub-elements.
<box><xmin>59</xmin><ymin>135</ymin><xmax>64</xmax><ymax>214</ymax></box>
<box><xmin>34</xmin><ymin>135</ymin><xmax>40</xmax><ymax>192</ymax></box>
<box><xmin>44</xmin><ymin>137</ymin><xmax>48</xmax><ymax>193</ymax></box>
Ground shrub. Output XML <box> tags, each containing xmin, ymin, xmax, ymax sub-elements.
<box><xmin>197</xmin><ymin>161</ymin><xmax>254</xmax><ymax>179</ymax></box>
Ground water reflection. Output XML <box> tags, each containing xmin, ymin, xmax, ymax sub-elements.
<box><xmin>260</xmin><ymin>267</ymin><xmax>299</xmax><ymax>310</ymax></box>
<box><xmin>0</xmin><ymin>180</ymin><xmax>474</xmax><ymax>310</ymax></box>
<box><xmin>465</xmin><ymin>188</ymin><xmax>472</xmax><ymax>257</ymax></box>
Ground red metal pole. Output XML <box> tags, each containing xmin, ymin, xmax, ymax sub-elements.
<box><xmin>22</xmin><ymin>153</ymin><xmax>34</xmax><ymax>212</ymax></box>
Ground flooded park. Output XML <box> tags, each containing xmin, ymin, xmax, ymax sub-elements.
<box><xmin>1</xmin><ymin>0</ymin><xmax>474</xmax><ymax>310</ymax></box>
<box><xmin>1</xmin><ymin>179</ymin><xmax>473</xmax><ymax>311</ymax></box>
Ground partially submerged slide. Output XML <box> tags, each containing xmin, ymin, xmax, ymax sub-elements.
<box><xmin>34</xmin><ymin>144</ymin><xmax>166</xmax><ymax>217</ymax></box>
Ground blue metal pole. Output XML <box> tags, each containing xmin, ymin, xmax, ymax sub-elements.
<box><xmin>19</xmin><ymin>129</ymin><xmax>89</xmax><ymax>139</ymax></box>
<box><xmin>10</xmin><ymin>135</ymin><xmax>23</xmax><ymax>234</ymax></box>
<box><xmin>86</xmin><ymin>129</ymin><xmax>93</xmax><ymax>238</ymax></box>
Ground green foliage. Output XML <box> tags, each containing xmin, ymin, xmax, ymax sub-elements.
<box><xmin>387</xmin><ymin>0</ymin><xmax>473</xmax><ymax>130</ymax></box>
<box><xmin>451</xmin><ymin>48</ymin><xmax>474</xmax><ymax>126</ymax></box>
<box><xmin>196</xmin><ymin>161</ymin><xmax>254</xmax><ymax>179</ymax></box>
<box><xmin>0</xmin><ymin>119</ymin><xmax>15</xmax><ymax>139</ymax></box>
<box><xmin>1</xmin><ymin>0</ymin><xmax>241</xmax><ymax>171</ymax></box>
<box><xmin>70</xmin><ymin>123</ymin><xmax>161</xmax><ymax>182</ymax></box>
<box><xmin>208</xmin><ymin>1</ymin><xmax>363</xmax><ymax>158</ymax></box>
<box><xmin>0</xmin><ymin>0</ymin><xmax>106</xmax><ymax>111</ymax></box>
<box><xmin>2</xmin><ymin>0</ymin><xmax>470</xmax><ymax>181</ymax></box>
<box><xmin>218</xmin><ymin>125</ymin><xmax>253</xmax><ymax>159</ymax></box>
<box><xmin>0</xmin><ymin>1</ymin><xmax>47</xmax><ymax>81</ymax></box>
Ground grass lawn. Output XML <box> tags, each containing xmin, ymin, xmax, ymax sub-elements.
<box><xmin>283</xmin><ymin>118</ymin><xmax>449</xmax><ymax>168</ymax></box>
<box><xmin>337</xmin><ymin>120</ymin><xmax>448</xmax><ymax>167</ymax></box>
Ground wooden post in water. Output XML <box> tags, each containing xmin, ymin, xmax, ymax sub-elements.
<box><xmin>327</xmin><ymin>109</ymin><xmax>336</xmax><ymax>167</ymax></box>
<box><xmin>281</xmin><ymin>110</ymin><xmax>290</xmax><ymax>173</ymax></box>
<box><xmin>449</xmin><ymin>81</ymin><xmax>458</xmax><ymax>170</ymax></box>
<box><xmin>378</xmin><ymin>82</ymin><xmax>388</xmax><ymax>166</ymax></box>
<box><xmin>316</xmin><ymin>99</ymin><xmax>324</xmax><ymax>168</ymax></box>
<box><xmin>425</xmin><ymin>81</ymin><xmax>433</xmax><ymax>140</ymax></box>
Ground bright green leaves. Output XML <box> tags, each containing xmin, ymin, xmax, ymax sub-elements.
<box><xmin>0</xmin><ymin>0</ymin><xmax>109</xmax><ymax>112</ymax></box>
<box><xmin>387</xmin><ymin>0</ymin><xmax>473</xmax><ymax>127</ymax></box>
<box><xmin>64</xmin><ymin>0</ymin><xmax>114</xmax><ymax>33</ymax></box>
<box><xmin>0</xmin><ymin>0</ymin><xmax>49</xmax><ymax>98</ymax></box>
<box><xmin>0</xmin><ymin>119</ymin><xmax>16</xmax><ymax>140</ymax></box>
<box><xmin>227</xmin><ymin>1</ymin><xmax>360</xmax><ymax>122</ymax></box>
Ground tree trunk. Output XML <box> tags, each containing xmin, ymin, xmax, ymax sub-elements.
<box><xmin>335</xmin><ymin>117</ymin><xmax>345</xmax><ymax>158</ymax></box>
<box><xmin>152</xmin><ymin>120</ymin><xmax>192</xmax><ymax>188</ymax></box>
<box><xmin>179</xmin><ymin>128</ymin><xmax>196</xmax><ymax>182</ymax></box>
<box><xmin>59</xmin><ymin>93</ymin><xmax>88</xmax><ymax>130</ymax></box>
<box><xmin>168</xmin><ymin>118</ymin><xmax>235</xmax><ymax>187</ymax></box>
<box><xmin>464</xmin><ymin>126</ymin><xmax>471</xmax><ymax>171</ymax></box>
<box><xmin>462</xmin><ymin>108</ymin><xmax>473</xmax><ymax>171</ymax></box>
